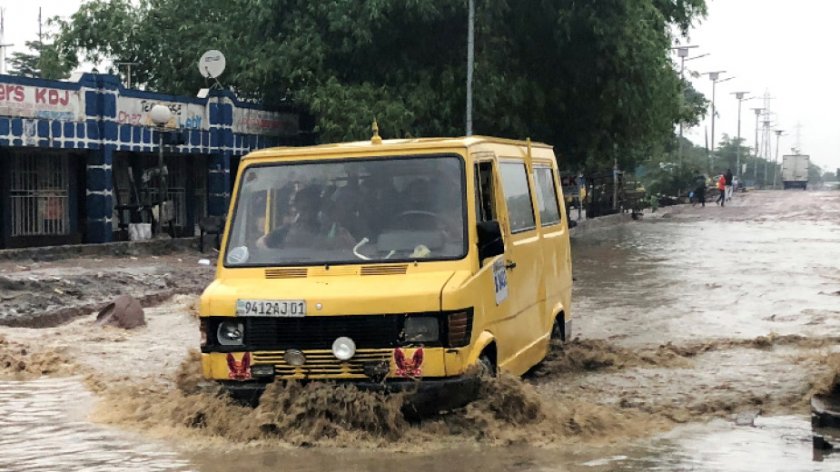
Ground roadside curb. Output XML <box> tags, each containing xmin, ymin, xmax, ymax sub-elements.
<box><xmin>0</xmin><ymin>238</ymin><xmax>201</xmax><ymax>263</ymax></box>
<box><xmin>569</xmin><ymin>213</ymin><xmax>635</xmax><ymax>236</ymax></box>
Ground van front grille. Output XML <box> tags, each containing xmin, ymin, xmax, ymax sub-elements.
<box><xmin>252</xmin><ymin>349</ymin><xmax>391</xmax><ymax>379</ymax></box>
<box><xmin>243</xmin><ymin>315</ymin><xmax>403</xmax><ymax>350</ymax></box>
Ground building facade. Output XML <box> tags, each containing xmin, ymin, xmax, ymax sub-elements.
<box><xmin>0</xmin><ymin>73</ymin><xmax>308</xmax><ymax>248</ymax></box>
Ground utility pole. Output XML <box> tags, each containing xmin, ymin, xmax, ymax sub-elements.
<box><xmin>0</xmin><ymin>9</ymin><xmax>13</xmax><ymax>75</ymax></box>
<box><xmin>773</xmin><ymin>130</ymin><xmax>783</xmax><ymax>189</ymax></box>
<box><xmin>465</xmin><ymin>0</ymin><xmax>475</xmax><ymax>136</ymax></box>
<box><xmin>116</xmin><ymin>62</ymin><xmax>139</xmax><ymax>89</ymax></box>
<box><xmin>38</xmin><ymin>7</ymin><xmax>43</xmax><ymax>44</ymax></box>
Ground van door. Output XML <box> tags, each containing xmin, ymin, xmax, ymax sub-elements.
<box><xmin>496</xmin><ymin>159</ymin><xmax>544</xmax><ymax>368</ymax></box>
<box><xmin>473</xmin><ymin>158</ymin><xmax>514</xmax><ymax>364</ymax></box>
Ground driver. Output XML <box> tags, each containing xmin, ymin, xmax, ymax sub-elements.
<box><xmin>257</xmin><ymin>185</ymin><xmax>355</xmax><ymax>250</ymax></box>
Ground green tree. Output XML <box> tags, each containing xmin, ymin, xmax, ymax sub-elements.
<box><xmin>808</xmin><ymin>163</ymin><xmax>823</xmax><ymax>184</ymax></box>
<box><xmin>8</xmin><ymin>39</ymin><xmax>75</xmax><ymax>80</ymax></box>
<box><xmin>712</xmin><ymin>134</ymin><xmax>751</xmax><ymax>175</ymax></box>
<box><xmin>54</xmin><ymin>0</ymin><xmax>707</xmax><ymax>171</ymax></box>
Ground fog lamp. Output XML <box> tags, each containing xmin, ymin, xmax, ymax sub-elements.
<box><xmin>217</xmin><ymin>321</ymin><xmax>244</xmax><ymax>346</ymax></box>
<box><xmin>332</xmin><ymin>337</ymin><xmax>356</xmax><ymax>361</ymax></box>
<box><xmin>284</xmin><ymin>349</ymin><xmax>306</xmax><ymax>366</ymax></box>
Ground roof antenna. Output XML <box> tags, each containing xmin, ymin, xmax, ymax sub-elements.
<box><xmin>371</xmin><ymin>119</ymin><xmax>382</xmax><ymax>145</ymax></box>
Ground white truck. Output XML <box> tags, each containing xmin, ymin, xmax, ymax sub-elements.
<box><xmin>781</xmin><ymin>154</ymin><xmax>810</xmax><ymax>190</ymax></box>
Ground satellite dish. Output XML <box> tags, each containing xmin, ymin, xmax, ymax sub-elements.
<box><xmin>198</xmin><ymin>50</ymin><xmax>226</xmax><ymax>79</ymax></box>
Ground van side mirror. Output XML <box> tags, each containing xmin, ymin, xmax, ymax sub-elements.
<box><xmin>477</xmin><ymin>220</ymin><xmax>505</xmax><ymax>260</ymax></box>
<box><xmin>568</xmin><ymin>219</ymin><xmax>578</xmax><ymax>228</ymax></box>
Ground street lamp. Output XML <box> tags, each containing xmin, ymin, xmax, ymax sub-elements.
<box><xmin>149</xmin><ymin>104</ymin><xmax>172</xmax><ymax>236</ymax></box>
<box><xmin>762</xmin><ymin>118</ymin><xmax>772</xmax><ymax>187</ymax></box>
<box><xmin>751</xmin><ymin>107</ymin><xmax>763</xmax><ymax>183</ymax></box>
<box><xmin>704</xmin><ymin>71</ymin><xmax>732</xmax><ymax>172</ymax></box>
<box><xmin>732</xmin><ymin>92</ymin><xmax>749</xmax><ymax>178</ymax></box>
<box><xmin>773</xmin><ymin>130</ymin><xmax>784</xmax><ymax>189</ymax></box>
<box><xmin>671</xmin><ymin>45</ymin><xmax>699</xmax><ymax>164</ymax></box>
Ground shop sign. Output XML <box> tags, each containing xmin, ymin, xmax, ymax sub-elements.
<box><xmin>116</xmin><ymin>96</ymin><xmax>208</xmax><ymax>130</ymax></box>
<box><xmin>0</xmin><ymin>83</ymin><xmax>85</xmax><ymax>121</ymax></box>
<box><xmin>232</xmin><ymin>107</ymin><xmax>299</xmax><ymax>136</ymax></box>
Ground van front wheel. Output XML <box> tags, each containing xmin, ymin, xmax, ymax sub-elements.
<box><xmin>477</xmin><ymin>353</ymin><xmax>496</xmax><ymax>378</ymax></box>
<box><xmin>551</xmin><ymin>315</ymin><xmax>565</xmax><ymax>342</ymax></box>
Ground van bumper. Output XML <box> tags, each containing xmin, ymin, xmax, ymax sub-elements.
<box><xmin>221</xmin><ymin>374</ymin><xmax>481</xmax><ymax>416</ymax></box>
<box><xmin>361</xmin><ymin>374</ymin><xmax>482</xmax><ymax>416</ymax></box>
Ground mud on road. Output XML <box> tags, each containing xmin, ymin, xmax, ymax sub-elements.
<box><xmin>0</xmin><ymin>250</ymin><xmax>214</xmax><ymax>327</ymax></box>
<box><xmin>1</xmin><ymin>190</ymin><xmax>840</xmax><ymax>471</ymax></box>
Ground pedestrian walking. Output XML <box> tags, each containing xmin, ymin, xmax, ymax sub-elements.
<box><xmin>693</xmin><ymin>171</ymin><xmax>706</xmax><ymax>207</ymax></box>
<box><xmin>716</xmin><ymin>174</ymin><xmax>726</xmax><ymax>207</ymax></box>
<box><xmin>724</xmin><ymin>169</ymin><xmax>734</xmax><ymax>201</ymax></box>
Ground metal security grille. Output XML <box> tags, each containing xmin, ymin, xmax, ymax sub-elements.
<box><xmin>143</xmin><ymin>157</ymin><xmax>187</xmax><ymax>227</ymax></box>
<box><xmin>9</xmin><ymin>153</ymin><xmax>70</xmax><ymax>236</ymax></box>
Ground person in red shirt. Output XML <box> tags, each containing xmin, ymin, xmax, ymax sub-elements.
<box><xmin>715</xmin><ymin>174</ymin><xmax>726</xmax><ymax>207</ymax></box>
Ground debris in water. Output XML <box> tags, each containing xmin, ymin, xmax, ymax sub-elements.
<box><xmin>96</xmin><ymin>294</ymin><xmax>145</xmax><ymax>329</ymax></box>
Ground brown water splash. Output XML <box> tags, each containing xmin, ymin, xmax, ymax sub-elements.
<box><xmin>91</xmin><ymin>353</ymin><xmax>661</xmax><ymax>449</ymax></box>
<box><xmin>529</xmin><ymin>339</ymin><xmax>693</xmax><ymax>378</ymax></box>
<box><xmin>532</xmin><ymin>334</ymin><xmax>840</xmax><ymax>379</ymax></box>
<box><xmin>0</xmin><ymin>335</ymin><xmax>74</xmax><ymax>379</ymax></box>
<box><xmin>257</xmin><ymin>381</ymin><xmax>407</xmax><ymax>444</ymax></box>
<box><xmin>808</xmin><ymin>353</ymin><xmax>840</xmax><ymax>398</ymax></box>
<box><xmin>89</xmin><ymin>334</ymin><xmax>840</xmax><ymax>449</ymax></box>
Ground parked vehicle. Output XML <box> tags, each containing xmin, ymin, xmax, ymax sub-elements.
<box><xmin>781</xmin><ymin>155</ymin><xmax>810</xmax><ymax>190</ymax></box>
<box><xmin>199</xmin><ymin>131</ymin><xmax>574</xmax><ymax>413</ymax></box>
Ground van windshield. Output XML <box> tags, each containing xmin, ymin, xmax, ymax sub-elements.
<box><xmin>224</xmin><ymin>155</ymin><xmax>466</xmax><ymax>267</ymax></box>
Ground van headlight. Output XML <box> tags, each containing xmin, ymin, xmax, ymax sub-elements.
<box><xmin>217</xmin><ymin>321</ymin><xmax>244</xmax><ymax>346</ymax></box>
<box><xmin>404</xmin><ymin>317</ymin><xmax>440</xmax><ymax>343</ymax></box>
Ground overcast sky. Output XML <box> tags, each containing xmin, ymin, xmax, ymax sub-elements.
<box><xmin>1</xmin><ymin>0</ymin><xmax>838</xmax><ymax>172</ymax></box>
<box><xmin>683</xmin><ymin>0</ymin><xmax>840</xmax><ymax>172</ymax></box>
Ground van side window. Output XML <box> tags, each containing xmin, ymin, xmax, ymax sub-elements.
<box><xmin>534</xmin><ymin>167</ymin><xmax>562</xmax><ymax>226</ymax></box>
<box><xmin>475</xmin><ymin>162</ymin><xmax>497</xmax><ymax>222</ymax></box>
<box><xmin>499</xmin><ymin>162</ymin><xmax>536</xmax><ymax>233</ymax></box>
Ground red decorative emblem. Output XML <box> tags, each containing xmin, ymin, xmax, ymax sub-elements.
<box><xmin>226</xmin><ymin>352</ymin><xmax>252</xmax><ymax>380</ymax></box>
<box><xmin>394</xmin><ymin>347</ymin><xmax>424</xmax><ymax>377</ymax></box>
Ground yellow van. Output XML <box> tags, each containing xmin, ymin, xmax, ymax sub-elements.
<box><xmin>199</xmin><ymin>131</ymin><xmax>573</xmax><ymax>411</ymax></box>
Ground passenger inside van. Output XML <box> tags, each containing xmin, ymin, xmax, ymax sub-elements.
<box><xmin>256</xmin><ymin>185</ymin><xmax>355</xmax><ymax>251</ymax></box>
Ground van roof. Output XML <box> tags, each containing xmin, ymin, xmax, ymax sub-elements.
<box><xmin>243</xmin><ymin>135</ymin><xmax>553</xmax><ymax>161</ymax></box>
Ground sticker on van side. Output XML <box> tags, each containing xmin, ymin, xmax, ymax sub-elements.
<box><xmin>493</xmin><ymin>259</ymin><xmax>509</xmax><ymax>305</ymax></box>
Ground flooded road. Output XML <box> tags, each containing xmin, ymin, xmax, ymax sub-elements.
<box><xmin>1</xmin><ymin>190</ymin><xmax>839</xmax><ymax>471</ymax></box>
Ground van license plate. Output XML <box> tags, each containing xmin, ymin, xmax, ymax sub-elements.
<box><xmin>236</xmin><ymin>300</ymin><xmax>306</xmax><ymax>317</ymax></box>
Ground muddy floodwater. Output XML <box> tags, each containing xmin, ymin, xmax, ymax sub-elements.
<box><xmin>1</xmin><ymin>190</ymin><xmax>840</xmax><ymax>471</ymax></box>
